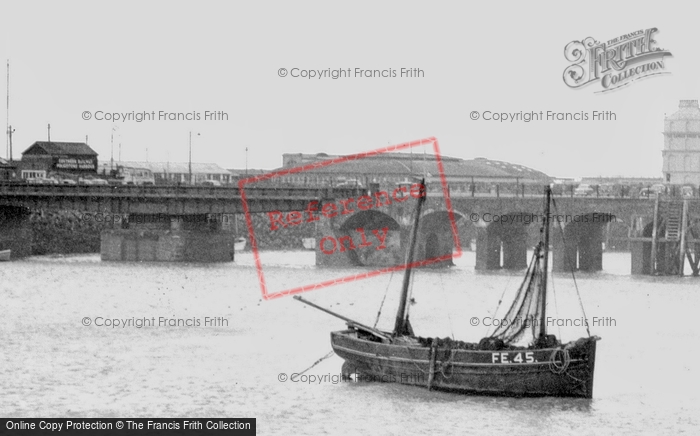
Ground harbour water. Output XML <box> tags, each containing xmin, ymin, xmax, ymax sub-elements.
<box><xmin>1</xmin><ymin>251</ymin><xmax>698</xmax><ymax>435</ymax></box>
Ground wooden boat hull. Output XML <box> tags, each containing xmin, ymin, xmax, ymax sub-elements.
<box><xmin>331</xmin><ymin>330</ymin><xmax>598</xmax><ymax>398</ymax></box>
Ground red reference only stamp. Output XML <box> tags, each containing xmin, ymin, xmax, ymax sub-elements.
<box><xmin>239</xmin><ymin>137</ymin><xmax>460</xmax><ymax>300</ymax></box>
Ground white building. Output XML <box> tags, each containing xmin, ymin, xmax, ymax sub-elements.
<box><xmin>662</xmin><ymin>100</ymin><xmax>700</xmax><ymax>185</ymax></box>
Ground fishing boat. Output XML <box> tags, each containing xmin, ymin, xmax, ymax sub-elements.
<box><xmin>0</xmin><ymin>249</ymin><xmax>10</xmax><ymax>261</ymax></box>
<box><xmin>295</xmin><ymin>182</ymin><xmax>600</xmax><ymax>398</ymax></box>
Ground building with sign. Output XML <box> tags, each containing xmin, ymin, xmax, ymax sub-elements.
<box><xmin>662</xmin><ymin>100</ymin><xmax>700</xmax><ymax>185</ymax></box>
<box><xmin>18</xmin><ymin>141</ymin><xmax>98</xmax><ymax>179</ymax></box>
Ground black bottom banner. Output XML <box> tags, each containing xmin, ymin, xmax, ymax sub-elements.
<box><xmin>2</xmin><ymin>418</ymin><xmax>256</xmax><ymax>435</ymax></box>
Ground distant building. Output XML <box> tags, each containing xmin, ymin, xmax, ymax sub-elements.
<box><xmin>282</xmin><ymin>153</ymin><xmax>339</xmax><ymax>168</ymax></box>
<box><xmin>662</xmin><ymin>100</ymin><xmax>700</xmax><ymax>185</ymax></box>
<box><xmin>0</xmin><ymin>158</ymin><xmax>17</xmax><ymax>181</ymax></box>
<box><xmin>272</xmin><ymin>152</ymin><xmax>550</xmax><ymax>189</ymax></box>
<box><xmin>580</xmin><ymin>176</ymin><xmax>664</xmax><ymax>185</ymax></box>
<box><xmin>99</xmin><ymin>161</ymin><xmax>233</xmax><ymax>184</ymax></box>
<box><xmin>19</xmin><ymin>141</ymin><xmax>98</xmax><ymax>179</ymax></box>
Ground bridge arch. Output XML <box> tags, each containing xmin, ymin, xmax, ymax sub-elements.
<box><xmin>606</xmin><ymin>219</ymin><xmax>631</xmax><ymax>251</ymax></box>
<box><xmin>415</xmin><ymin>210</ymin><xmax>464</xmax><ymax>266</ymax></box>
<box><xmin>333</xmin><ymin>210</ymin><xmax>402</xmax><ymax>266</ymax></box>
<box><xmin>339</xmin><ymin>210</ymin><xmax>400</xmax><ymax>232</ymax></box>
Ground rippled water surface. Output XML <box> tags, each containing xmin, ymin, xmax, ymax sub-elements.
<box><xmin>1</xmin><ymin>251</ymin><xmax>698</xmax><ymax>435</ymax></box>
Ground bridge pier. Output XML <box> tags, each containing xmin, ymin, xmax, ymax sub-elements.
<box><xmin>414</xmin><ymin>211</ymin><xmax>460</xmax><ymax>267</ymax></box>
<box><xmin>101</xmin><ymin>213</ymin><xmax>234</xmax><ymax>262</ymax></box>
<box><xmin>0</xmin><ymin>206</ymin><xmax>32</xmax><ymax>259</ymax></box>
<box><xmin>475</xmin><ymin>227</ymin><xmax>500</xmax><ymax>270</ymax></box>
<box><xmin>630</xmin><ymin>240</ymin><xmax>652</xmax><ymax>274</ymax></box>
<box><xmin>553</xmin><ymin>221</ymin><xmax>604</xmax><ymax>272</ymax></box>
<box><xmin>474</xmin><ymin>223</ymin><xmax>528</xmax><ymax>271</ymax></box>
<box><xmin>502</xmin><ymin>230</ymin><xmax>527</xmax><ymax>269</ymax></box>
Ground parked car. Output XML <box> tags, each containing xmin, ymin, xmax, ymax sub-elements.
<box><xmin>201</xmin><ymin>180</ymin><xmax>222</xmax><ymax>187</ymax></box>
<box><xmin>573</xmin><ymin>184</ymin><xmax>594</xmax><ymax>196</ymax></box>
<box><xmin>638</xmin><ymin>188</ymin><xmax>652</xmax><ymax>198</ymax></box>
<box><xmin>80</xmin><ymin>177</ymin><xmax>109</xmax><ymax>185</ymax></box>
<box><xmin>61</xmin><ymin>179</ymin><xmax>77</xmax><ymax>185</ymax></box>
<box><xmin>28</xmin><ymin>177</ymin><xmax>59</xmax><ymax>185</ymax></box>
<box><xmin>682</xmin><ymin>186</ymin><xmax>695</xmax><ymax>198</ymax></box>
<box><xmin>598</xmin><ymin>183</ymin><xmax>614</xmax><ymax>196</ymax></box>
<box><xmin>651</xmin><ymin>184</ymin><xmax>667</xmax><ymax>194</ymax></box>
<box><xmin>639</xmin><ymin>184</ymin><xmax>666</xmax><ymax>198</ymax></box>
<box><xmin>336</xmin><ymin>179</ymin><xmax>364</xmax><ymax>189</ymax></box>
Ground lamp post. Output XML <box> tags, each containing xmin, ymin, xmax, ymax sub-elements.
<box><xmin>110</xmin><ymin>126</ymin><xmax>116</xmax><ymax>173</ymax></box>
<box><xmin>7</xmin><ymin>125</ymin><xmax>14</xmax><ymax>162</ymax></box>
<box><xmin>189</xmin><ymin>131</ymin><xmax>200</xmax><ymax>185</ymax></box>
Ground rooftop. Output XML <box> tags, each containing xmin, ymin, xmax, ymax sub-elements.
<box><xmin>0</xmin><ymin>158</ymin><xmax>17</xmax><ymax>169</ymax></box>
<box><xmin>273</xmin><ymin>153</ymin><xmax>550</xmax><ymax>181</ymax></box>
<box><xmin>22</xmin><ymin>141</ymin><xmax>98</xmax><ymax>156</ymax></box>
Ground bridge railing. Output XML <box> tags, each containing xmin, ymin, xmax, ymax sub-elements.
<box><xmin>427</xmin><ymin>182</ymin><xmax>700</xmax><ymax>200</ymax></box>
<box><xmin>1</xmin><ymin>180</ymin><xmax>697</xmax><ymax>200</ymax></box>
<box><xmin>0</xmin><ymin>181</ymin><xmax>364</xmax><ymax>199</ymax></box>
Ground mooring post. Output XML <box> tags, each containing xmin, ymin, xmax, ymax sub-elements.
<box><xmin>679</xmin><ymin>200</ymin><xmax>688</xmax><ymax>276</ymax></box>
<box><xmin>427</xmin><ymin>338</ymin><xmax>438</xmax><ymax>390</ymax></box>
<box><xmin>650</xmin><ymin>194</ymin><xmax>660</xmax><ymax>275</ymax></box>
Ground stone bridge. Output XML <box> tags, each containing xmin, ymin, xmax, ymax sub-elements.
<box><xmin>3</xmin><ymin>182</ymin><xmax>698</xmax><ymax>271</ymax></box>
<box><xmin>310</xmin><ymin>188</ymin><xmax>700</xmax><ymax>274</ymax></box>
<box><xmin>0</xmin><ymin>183</ymin><xmax>363</xmax><ymax>262</ymax></box>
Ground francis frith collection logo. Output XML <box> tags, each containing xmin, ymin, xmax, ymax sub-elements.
<box><xmin>563</xmin><ymin>28</ymin><xmax>672</xmax><ymax>93</ymax></box>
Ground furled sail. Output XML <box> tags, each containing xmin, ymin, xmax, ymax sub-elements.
<box><xmin>489</xmin><ymin>243</ymin><xmax>545</xmax><ymax>345</ymax></box>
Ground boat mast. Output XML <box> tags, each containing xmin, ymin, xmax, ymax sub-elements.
<box><xmin>6</xmin><ymin>59</ymin><xmax>10</xmax><ymax>161</ymax></box>
<box><xmin>538</xmin><ymin>185</ymin><xmax>551</xmax><ymax>339</ymax></box>
<box><xmin>393</xmin><ymin>179</ymin><xmax>426</xmax><ymax>336</ymax></box>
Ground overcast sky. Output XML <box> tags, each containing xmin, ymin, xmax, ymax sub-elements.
<box><xmin>0</xmin><ymin>1</ymin><xmax>697</xmax><ymax>178</ymax></box>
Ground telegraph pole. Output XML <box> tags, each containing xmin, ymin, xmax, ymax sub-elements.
<box><xmin>6</xmin><ymin>60</ymin><xmax>9</xmax><ymax>160</ymax></box>
<box><xmin>110</xmin><ymin>126</ymin><xmax>115</xmax><ymax>172</ymax></box>
<box><xmin>188</xmin><ymin>131</ymin><xmax>200</xmax><ymax>185</ymax></box>
<box><xmin>8</xmin><ymin>125</ymin><xmax>14</xmax><ymax>162</ymax></box>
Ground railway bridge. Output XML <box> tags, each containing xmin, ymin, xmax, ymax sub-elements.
<box><xmin>2</xmin><ymin>183</ymin><xmax>698</xmax><ymax>273</ymax></box>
